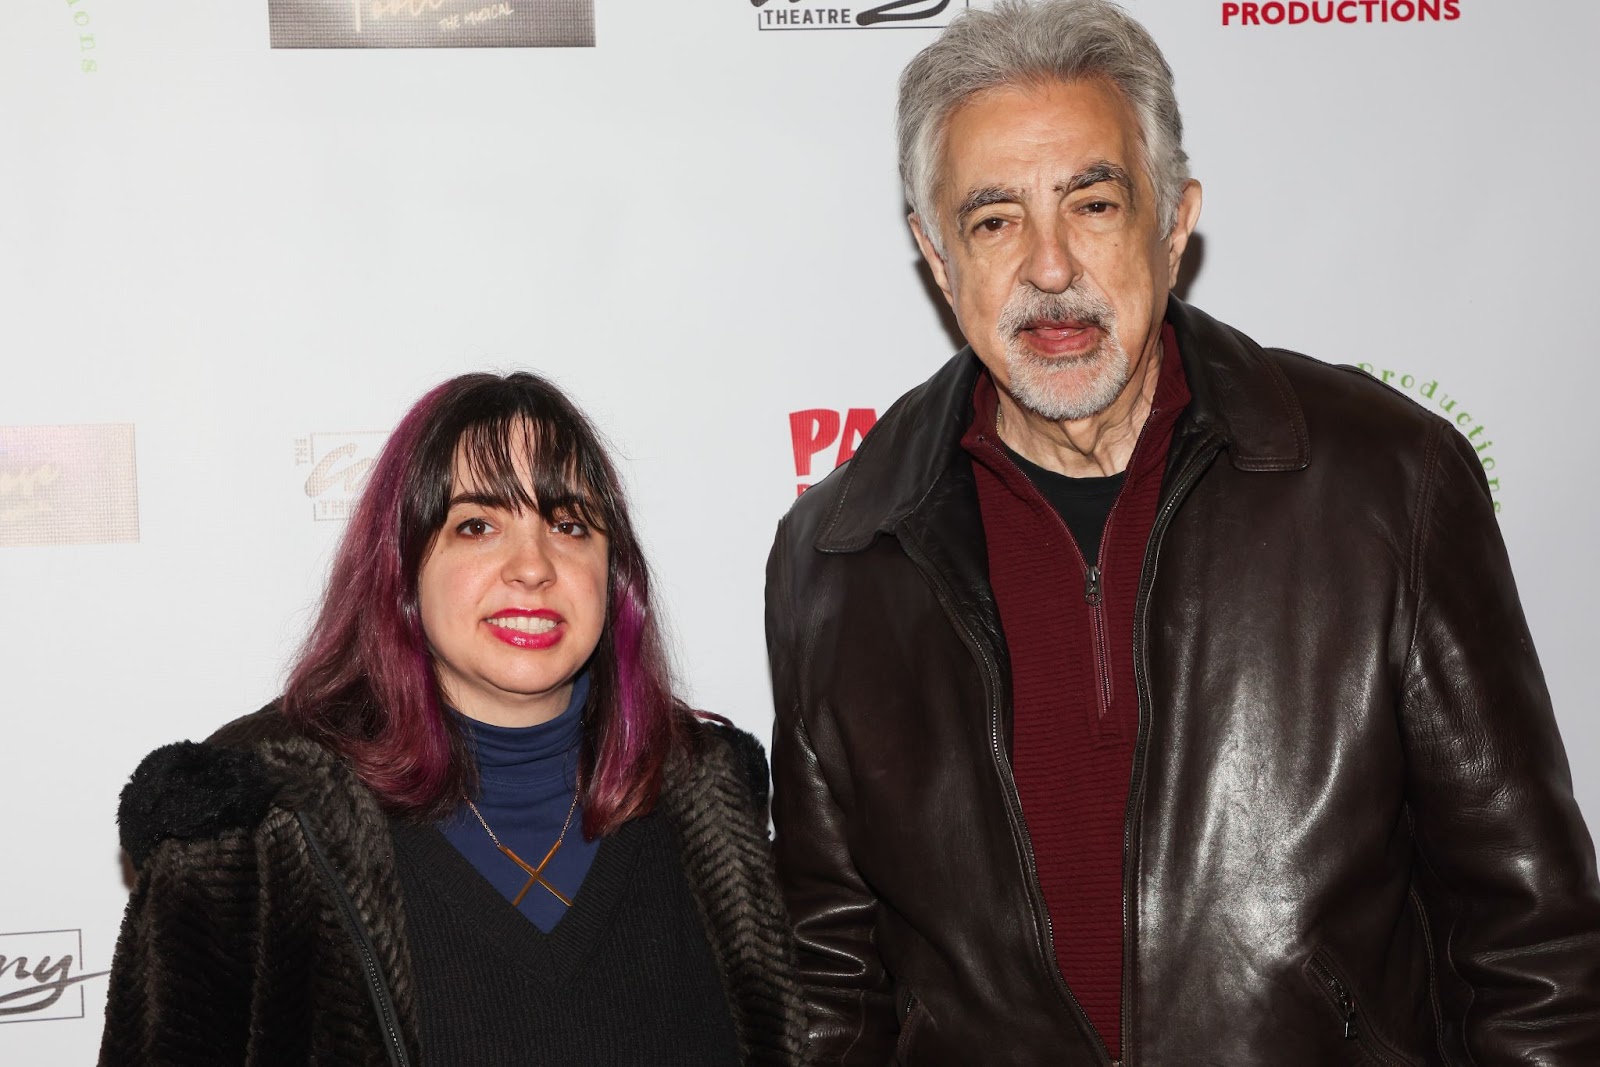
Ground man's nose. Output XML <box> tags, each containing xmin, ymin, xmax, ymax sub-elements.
<box><xmin>1019</xmin><ymin>217</ymin><xmax>1079</xmax><ymax>294</ymax></box>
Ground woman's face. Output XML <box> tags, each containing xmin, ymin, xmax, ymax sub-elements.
<box><xmin>417</xmin><ymin>447</ymin><xmax>610</xmax><ymax>728</ymax></box>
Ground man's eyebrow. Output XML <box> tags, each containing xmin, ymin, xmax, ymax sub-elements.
<box><xmin>953</xmin><ymin>164</ymin><xmax>1136</xmax><ymax>230</ymax></box>
<box><xmin>1062</xmin><ymin>161</ymin><xmax>1135</xmax><ymax>198</ymax></box>
<box><xmin>954</xmin><ymin>185</ymin><xmax>1025</xmax><ymax>228</ymax></box>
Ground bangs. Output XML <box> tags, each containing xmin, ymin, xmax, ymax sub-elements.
<box><xmin>451</xmin><ymin>413</ymin><xmax>612</xmax><ymax>534</ymax></box>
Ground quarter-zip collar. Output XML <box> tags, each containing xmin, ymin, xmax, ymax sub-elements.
<box><xmin>812</xmin><ymin>297</ymin><xmax>1309</xmax><ymax>556</ymax></box>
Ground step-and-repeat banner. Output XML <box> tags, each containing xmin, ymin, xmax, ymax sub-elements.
<box><xmin>4</xmin><ymin>1</ymin><xmax>1596</xmax><ymax>1058</ymax></box>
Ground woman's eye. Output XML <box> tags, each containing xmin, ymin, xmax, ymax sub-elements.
<box><xmin>554</xmin><ymin>520</ymin><xmax>589</xmax><ymax>538</ymax></box>
<box><xmin>456</xmin><ymin>518</ymin><xmax>493</xmax><ymax>537</ymax></box>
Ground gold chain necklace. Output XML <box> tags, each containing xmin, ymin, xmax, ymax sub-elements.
<box><xmin>464</xmin><ymin>785</ymin><xmax>582</xmax><ymax>908</ymax></box>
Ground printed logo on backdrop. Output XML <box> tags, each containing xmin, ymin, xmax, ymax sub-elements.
<box><xmin>268</xmin><ymin>0</ymin><xmax>595</xmax><ymax>48</ymax></box>
<box><xmin>64</xmin><ymin>0</ymin><xmax>100</xmax><ymax>72</ymax></box>
<box><xmin>791</xmin><ymin>408</ymin><xmax>877</xmax><ymax>495</ymax></box>
<box><xmin>296</xmin><ymin>432</ymin><xmax>388</xmax><ymax>521</ymax></box>
<box><xmin>751</xmin><ymin>0</ymin><xmax>967</xmax><ymax>32</ymax></box>
<box><xmin>0</xmin><ymin>425</ymin><xmax>139</xmax><ymax>548</ymax></box>
<box><xmin>1222</xmin><ymin>0</ymin><xmax>1459</xmax><ymax>26</ymax></box>
<box><xmin>1358</xmin><ymin>364</ymin><xmax>1503</xmax><ymax>512</ymax></box>
<box><xmin>0</xmin><ymin>930</ymin><xmax>109</xmax><ymax>1023</ymax></box>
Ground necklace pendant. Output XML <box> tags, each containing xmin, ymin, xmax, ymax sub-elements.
<box><xmin>500</xmin><ymin>839</ymin><xmax>573</xmax><ymax>908</ymax></box>
<box><xmin>466</xmin><ymin>790</ymin><xmax>583</xmax><ymax>911</ymax></box>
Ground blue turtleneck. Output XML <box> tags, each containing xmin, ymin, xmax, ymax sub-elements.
<box><xmin>438</xmin><ymin>673</ymin><xmax>601</xmax><ymax>933</ymax></box>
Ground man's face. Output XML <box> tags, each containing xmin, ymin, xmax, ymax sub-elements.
<box><xmin>911</xmin><ymin>77</ymin><xmax>1200</xmax><ymax>422</ymax></box>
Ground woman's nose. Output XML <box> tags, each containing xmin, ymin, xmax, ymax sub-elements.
<box><xmin>501</xmin><ymin>528</ymin><xmax>556</xmax><ymax>586</ymax></box>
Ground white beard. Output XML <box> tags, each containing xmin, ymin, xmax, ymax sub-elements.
<box><xmin>997</xmin><ymin>284</ymin><xmax>1130</xmax><ymax>422</ymax></box>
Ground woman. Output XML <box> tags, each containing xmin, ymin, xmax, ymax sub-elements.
<box><xmin>99</xmin><ymin>372</ymin><xmax>807</xmax><ymax>1066</ymax></box>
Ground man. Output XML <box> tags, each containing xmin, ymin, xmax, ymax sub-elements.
<box><xmin>764</xmin><ymin>2</ymin><xmax>1600</xmax><ymax>1064</ymax></box>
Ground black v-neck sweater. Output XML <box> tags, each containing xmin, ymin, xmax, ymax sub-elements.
<box><xmin>392</xmin><ymin>813</ymin><xmax>742</xmax><ymax>1065</ymax></box>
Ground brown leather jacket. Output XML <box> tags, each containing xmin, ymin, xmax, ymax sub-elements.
<box><xmin>765</xmin><ymin>298</ymin><xmax>1600</xmax><ymax>1066</ymax></box>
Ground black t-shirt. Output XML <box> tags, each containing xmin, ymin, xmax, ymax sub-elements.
<box><xmin>1001</xmin><ymin>442</ymin><xmax>1125</xmax><ymax>567</ymax></box>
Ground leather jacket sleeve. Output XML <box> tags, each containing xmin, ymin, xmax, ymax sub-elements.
<box><xmin>1401</xmin><ymin>423</ymin><xmax>1600</xmax><ymax>1063</ymax></box>
<box><xmin>767</xmin><ymin>526</ymin><xmax>900</xmax><ymax>1064</ymax></box>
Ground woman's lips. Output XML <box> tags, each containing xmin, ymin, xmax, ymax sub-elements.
<box><xmin>486</xmin><ymin>609</ymin><xmax>564</xmax><ymax>649</ymax></box>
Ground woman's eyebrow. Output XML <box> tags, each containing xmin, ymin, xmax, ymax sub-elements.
<box><xmin>447</xmin><ymin>491</ymin><xmax>514</xmax><ymax>509</ymax></box>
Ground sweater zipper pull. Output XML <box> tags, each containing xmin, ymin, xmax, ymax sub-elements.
<box><xmin>1084</xmin><ymin>565</ymin><xmax>1102</xmax><ymax>605</ymax></box>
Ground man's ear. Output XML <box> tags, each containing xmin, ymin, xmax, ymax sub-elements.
<box><xmin>910</xmin><ymin>214</ymin><xmax>955</xmax><ymax>307</ymax></box>
<box><xmin>1165</xmin><ymin>179</ymin><xmax>1203</xmax><ymax>288</ymax></box>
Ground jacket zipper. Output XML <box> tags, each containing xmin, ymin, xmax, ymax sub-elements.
<box><xmin>896</xmin><ymin>531</ymin><xmax>1112</xmax><ymax>1066</ymax></box>
<box><xmin>963</xmin><ymin>428</ymin><xmax>1222</xmax><ymax>1065</ymax></box>
<box><xmin>1306</xmin><ymin>951</ymin><xmax>1416</xmax><ymax>1067</ymax></box>
<box><xmin>894</xmin><ymin>989</ymin><xmax>923</xmax><ymax>1059</ymax></box>
<box><xmin>297</xmin><ymin>812</ymin><xmax>412</xmax><ymax>1067</ymax></box>
<box><xmin>1308</xmin><ymin>955</ymin><xmax>1359</xmax><ymax>1039</ymax></box>
<box><xmin>1120</xmin><ymin>432</ymin><xmax>1226</xmax><ymax>1064</ymax></box>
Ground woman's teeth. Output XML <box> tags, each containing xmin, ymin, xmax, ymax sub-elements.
<box><xmin>489</xmin><ymin>616</ymin><xmax>557</xmax><ymax>634</ymax></box>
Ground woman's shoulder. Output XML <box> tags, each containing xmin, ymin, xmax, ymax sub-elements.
<box><xmin>663</xmin><ymin>715</ymin><xmax>772</xmax><ymax>825</ymax></box>
<box><xmin>205</xmin><ymin>701</ymin><xmax>298</xmax><ymax>748</ymax></box>
<box><xmin>686</xmin><ymin>715</ymin><xmax>771</xmax><ymax>813</ymax></box>
<box><xmin>116</xmin><ymin>702</ymin><xmax>335</xmax><ymax>871</ymax></box>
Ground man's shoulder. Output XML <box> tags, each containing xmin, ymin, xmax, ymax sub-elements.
<box><xmin>1266</xmin><ymin>346</ymin><xmax>1432</xmax><ymax>416</ymax></box>
<box><xmin>1176</xmin><ymin>299</ymin><xmax>1444</xmax><ymax>453</ymax></box>
<box><xmin>1262</xmin><ymin>346</ymin><xmax>1449</xmax><ymax>452</ymax></box>
<box><xmin>775</xmin><ymin>348</ymin><xmax>980</xmax><ymax>553</ymax></box>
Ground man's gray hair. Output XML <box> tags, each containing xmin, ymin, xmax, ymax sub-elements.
<box><xmin>897</xmin><ymin>0</ymin><xmax>1190</xmax><ymax>252</ymax></box>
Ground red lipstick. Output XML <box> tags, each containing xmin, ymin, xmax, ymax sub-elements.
<box><xmin>484</xmin><ymin>608</ymin><xmax>565</xmax><ymax>650</ymax></box>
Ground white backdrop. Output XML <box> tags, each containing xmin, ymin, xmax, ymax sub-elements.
<box><xmin>4</xmin><ymin>1</ymin><xmax>1597</xmax><ymax>1060</ymax></box>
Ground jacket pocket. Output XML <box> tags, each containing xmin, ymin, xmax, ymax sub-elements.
<box><xmin>894</xmin><ymin>988</ymin><xmax>927</xmax><ymax>1064</ymax></box>
<box><xmin>1304</xmin><ymin>948</ymin><xmax>1420</xmax><ymax>1067</ymax></box>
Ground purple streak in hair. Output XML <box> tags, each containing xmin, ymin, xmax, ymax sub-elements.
<box><xmin>282</xmin><ymin>380</ymin><xmax>462</xmax><ymax>813</ymax></box>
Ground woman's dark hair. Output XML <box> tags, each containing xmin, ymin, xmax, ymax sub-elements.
<box><xmin>281</xmin><ymin>371</ymin><xmax>689</xmax><ymax>836</ymax></box>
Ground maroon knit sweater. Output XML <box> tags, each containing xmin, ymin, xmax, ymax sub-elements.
<box><xmin>961</xmin><ymin>327</ymin><xmax>1189</xmax><ymax>1058</ymax></box>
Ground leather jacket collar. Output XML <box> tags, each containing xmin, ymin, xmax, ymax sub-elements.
<box><xmin>813</xmin><ymin>297</ymin><xmax>1310</xmax><ymax>554</ymax></box>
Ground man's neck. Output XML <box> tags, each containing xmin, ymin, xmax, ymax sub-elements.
<box><xmin>996</xmin><ymin>338</ymin><xmax>1164</xmax><ymax>478</ymax></box>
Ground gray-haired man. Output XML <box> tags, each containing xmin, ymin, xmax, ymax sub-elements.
<box><xmin>765</xmin><ymin>1</ymin><xmax>1600</xmax><ymax>1063</ymax></box>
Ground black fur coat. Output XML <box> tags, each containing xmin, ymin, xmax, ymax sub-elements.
<box><xmin>99</xmin><ymin>710</ymin><xmax>808</xmax><ymax>1066</ymax></box>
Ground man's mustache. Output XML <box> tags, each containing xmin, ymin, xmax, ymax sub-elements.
<box><xmin>997</xmin><ymin>286</ymin><xmax>1116</xmax><ymax>338</ymax></box>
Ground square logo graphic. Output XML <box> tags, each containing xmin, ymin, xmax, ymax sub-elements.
<box><xmin>269</xmin><ymin>0</ymin><xmax>595</xmax><ymax>48</ymax></box>
<box><xmin>0</xmin><ymin>930</ymin><xmax>108</xmax><ymax>1024</ymax></box>
<box><xmin>0</xmin><ymin>424</ymin><xmax>140</xmax><ymax>548</ymax></box>
<box><xmin>295</xmin><ymin>431</ymin><xmax>389</xmax><ymax>521</ymax></box>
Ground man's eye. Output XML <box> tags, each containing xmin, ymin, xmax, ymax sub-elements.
<box><xmin>975</xmin><ymin>217</ymin><xmax>1008</xmax><ymax>233</ymax></box>
<box><xmin>1082</xmin><ymin>200</ymin><xmax>1116</xmax><ymax>215</ymax></box>
<box><xmin>456</xmin><ymin>518</ymin><xmax>493</xmax><ymax>537</ymax></box>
